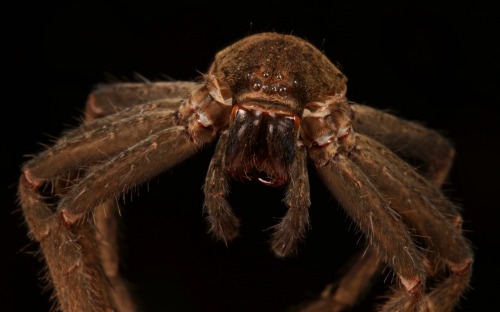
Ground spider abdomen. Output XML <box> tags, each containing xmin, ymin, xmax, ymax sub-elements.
<box><xmin>225</xmin><ymin>104</ymin><xmax>300</xmax><ymax>187</ymax></box>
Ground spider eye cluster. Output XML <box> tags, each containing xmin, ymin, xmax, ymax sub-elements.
<box><xmin>246</xmin><ymin>68</ymin><xmax>298</xmax><ymax>97</ymax></box>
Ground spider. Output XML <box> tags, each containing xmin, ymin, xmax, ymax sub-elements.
<box><xmin>19</xmin><ymin>32</ymin><xmax>473</xmax><ymax>312</ymax></box>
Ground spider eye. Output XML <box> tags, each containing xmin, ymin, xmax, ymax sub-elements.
<box><xmin>252</xmin><ymin>79</ymin><xmax>262</xmax><ymax>91</ymax></box>
<box><xmin>278</xmin><ymin>85</ymin><xmax>288</xmax><ymax>96</ymax></box>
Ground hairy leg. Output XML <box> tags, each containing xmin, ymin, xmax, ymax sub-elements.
<box><xmin>53</xmin><ymin>75</ymin><xmax>231</xmax><ymax>271</ymax></box>
<box><xmin>315</xmin><ymin>104</ymin><xmax>464</xmax><ymax>311</ymax></box>
<box><xmin>351</xmin><ymin>104</ymin><xmax>455</xmax><ymax>186</ymax></box>
<box><xmin>300</xmin><ymin>97</ymin><xmax>389</xmax><ymax>311</ymax></box>
<box><xmin>57</xmin><ymin>126</ymin><xmax>201</xmax><ymax>222</ymax></box>
<box><xmin>315</xmin><ymin>154</ymin><xmax>427</xmax><ymax>309</ymax></box>
<box><xmin>25</xmin><ymin>105</ymin><xmax>180</xmax><ymax>181</ymax></box>
<box><xmin>351</xmin><ymin>134</ymin><xmax>473</xmax><ymax>311</ymax></box>
<box><xmin>203</xmin><ymin>131</ymin><xmax>240</xmax><ymax>243</ymax></box>
<box><xmin>18</xmin><ymin>77</ymin><xmax>230</xmax><ymax>311</ymax></box>
<box><xmin>19</xmin><ymin>102</ymin><xmax>185</xmax><ymax>310</ymax></box>
<box><xmin>271</xmin><ymin>145</ymin><xmax>311</xmax><ymax>257</ymax></box>
<box><xmin>84</xmin><ymin>86</ymin><xmax>195</xmax><ymax>312</ymax></box>
<box><xmin>300</xmin><ymin>247</ymin><xmax>381</xmax><ymax>312</ymax></box>
<box><xmin>94</xmin><ymin>201</ymin><xmax>136</xmax><ymax>312</ymax></box>
<box><xmin>85</xmin><ymin>81</ymin><xmax>198</xmax><ymax>119</ymax></box>
<box><xmin>19</xmin><ymin>174</ymin><xmax>118</xmax><ymax>311</ymax></box>
<box><xmin>352</xmin><ymin>134</ymin><xmax>470</xmax><ymax>260</ymax></box>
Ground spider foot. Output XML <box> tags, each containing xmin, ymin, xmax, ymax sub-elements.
<box><xmin>207</xmin><ymin>216</ymin><xmax>240</xmax><ymax>244</ymax></box>
<box><xmin>270</xmin><ymin>230</ymin><xmax>301</xmax><ymax>258</ymax></box>
<box><xmin>205</xmin><ymin>198</ymin><xmax>240</xmax><ymax>245</ymax></box>
<box><xmin>270</xmin><ymin>209</ymin><xmax>309</xmax><ymax>257</ymax></box>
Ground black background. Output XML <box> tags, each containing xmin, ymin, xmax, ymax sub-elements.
<box><xmin>4</xmin><ymin>1</ymin><xmax>498</xmax><ymax>311</ymax></box>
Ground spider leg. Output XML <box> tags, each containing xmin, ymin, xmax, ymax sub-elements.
<box><xmin>56</xmin><ymin>74</ymin><xmax>233</xmax><ymax>221</ymax></box>
<box><xmin>25</xmin><ymin>104</ymin><xmax>180</xmax><ymax>181</ymax></box>
<box><xmin>304</xmin><ymin>103</ymin><xmax>461</xmax><ymax>311</ymax></box>
<box><xmin>85</xmin><ymin>81</ymin><xmax>198</xmax><ymax>119</ymax></box>
<box><xmin>85</xmin><ymin>84</ymin><xmax>198</xmax><ymax>311</ymax></box>
<box><xmin>21</xmin><ymin>98</ymin><xmax>172</xmax><ymax>243</ymax></box>
<box><xmin>351</xmin><ymin>134</ymin><xmax>473</xmax><ymax>311</ymax></box>
<box><xmin>351</xmin><ymin>104</ymin><xmax>455</xmax><ymax>186</ymax></box>
<box><xmin>314</xmin><ymin>154</ymin><xmax>427</xmax><ymax>308</ymax></box>
<box><xmin>19</xmin><ymin>75</ymin><xmax>232</xmax><ymax>311</ymax></box>
<box><xmin>59</xmin><ymin>125</ymin><xmax>209</xmax><ymax>222</ymax></box>
<box><xmin>94</xmin><ymin>200</ymin><xmax>137</xmax><ymax>312</ymax></box>
<box><xmin>84</xmin><ymin>88</ymin><xmax>191</xmax><ymax>312</ymax></box>
<box><xmin>300</xmin><ymin>247</ymin><xmax>381</xmax><ymax>312</ymax></box>
<box><xmin>203</xmin><ymin>131</ymin><xmax>240</xmax><ymax>243</ymax></box>
<box><xmin>23</xmin><ymin>75</ymin><xmax>228</xmax><ymax>188</ymax></box>
<box><xmin>270</xmin><ymin>145</ymin><xmax>311</xmax><ymax>257</ymax></box>
<box><xmin>299</xmin><ymin>96</ymin><xmax>391</xmax><ymax>310</ymax></box>
<box><xmin>18</xmin><ymin>177</ymin><xmax>118</xmax><ymax>311</ymax></box>
<box><xmin>19</xmin><ymin>118</ymin><xmax>198</xmax><ymax>312</ymax></box>
<box><xmin>352</xmin><ymin>134</ymin><xmax>470</xmax><ymax>258</ymax></box>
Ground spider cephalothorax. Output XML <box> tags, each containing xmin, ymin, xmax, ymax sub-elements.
<box><xmin>19</xmin><ymin>32</ymin><xmax>473</xmax><ymax>312</ymax></box>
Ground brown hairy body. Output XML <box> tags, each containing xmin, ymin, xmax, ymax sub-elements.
<box><xmin>19</xmin><ymin>32</ymin><xmax>473</xmax><ymax>311</ymax></box>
